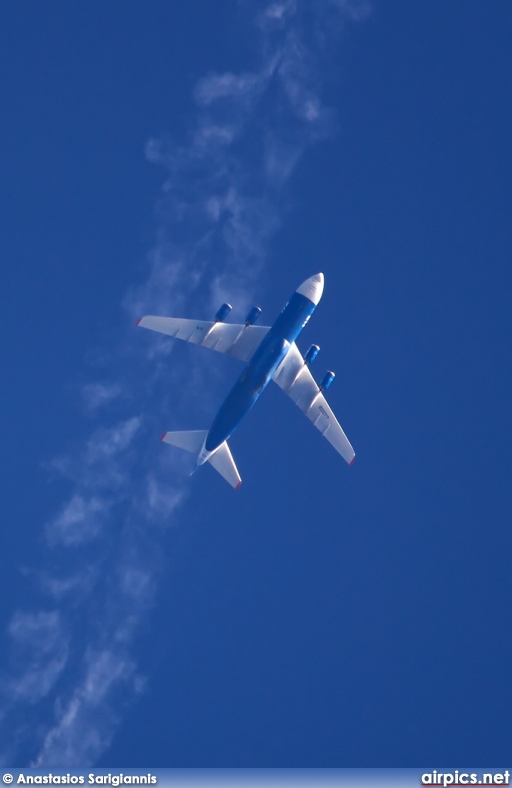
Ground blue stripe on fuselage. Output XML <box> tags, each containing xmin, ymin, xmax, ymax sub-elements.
<box><xmin>205</xmin><ymin>292</ymin><xmax>316</xmax><ymax>452</ymax></box>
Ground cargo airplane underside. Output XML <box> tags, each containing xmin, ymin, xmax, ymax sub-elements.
<box><xmin>137</xmin><ymin>273</ymin><xmax>355</xmax><ymax>488</ymax></box>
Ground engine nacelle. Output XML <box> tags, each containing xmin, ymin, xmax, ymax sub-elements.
<box><xmin>319</xmin><ymin>371</ymin><xmax>335</xmax><ymax>392</ymax></box>
<box><xmin>215</xmin><ymin>303</ymin><xmax>232</xmax><ymax>322</ymax></box>
<box><xmin>304</xmin><ymin>344</ymin><xmax>320</xmax><ymax>366</ymax></box>
<box><xmin>245</xmin><ymin>306</ymin><xmax>262</xmax><ymax>326</ymax></box>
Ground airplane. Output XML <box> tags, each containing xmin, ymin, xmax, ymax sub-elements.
<box><xmin>137</xmin><ymin>273</ymin><xmax>355</xmax><ymax>489</ymax></box>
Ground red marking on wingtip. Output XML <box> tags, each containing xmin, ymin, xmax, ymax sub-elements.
<box><xmin>135</xmin><ymin>318</ymin><xmax>142</xmax><ymax>326</ymax></box>
<box><xmin>349</xmin><ymin>457</ymin><xmax>355</xmax><ymax>466</ymax></box>
<box><xmin>235</xmin><ymin>481</ymin><xmax>242</xmax><ymax>490</ymax></box>
<box><xmin>160</xmin><ymin>432</ymin><xmax>167</xmax><ymax>442</ymax></box>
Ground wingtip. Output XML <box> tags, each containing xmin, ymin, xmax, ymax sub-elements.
<box><xmin>235</xmin><ymin>480</ymin><xmax>242</xmax><ymax>490</ymax></box>
<box><xmin>160</xmin><ymin>432</ymin><xmax>167</xmax><ymax>442</ymax></box>
<box><xmin>349</xmin><ymin>456</ymin><xmax>355</xmax><ymax>466</ymax></box>
<box><xmin>135</xmin><ymin>317</ymin><xmax>142</xmax><ymax>326</ymax></box>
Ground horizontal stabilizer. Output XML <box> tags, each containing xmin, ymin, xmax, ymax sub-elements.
<box><xmin>208</xmin><ymin>442</ymin><xmax>242</xmax><ymax>490</ymax></box>
<box><xmin>161</xmin><ymin>430</ymin><xmax>207</xmax><ymax>453</ymax></box>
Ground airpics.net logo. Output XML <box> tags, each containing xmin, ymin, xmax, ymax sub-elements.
<box><xmin>422</xmin><ymin>772</ymin><xmax>510</xmax><ymax>787</ymax></box>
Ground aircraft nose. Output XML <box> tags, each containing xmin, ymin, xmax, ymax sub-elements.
<box><xmin>296</xmin><ymin>272</ymin><xmax>325</xmax><ymax>305</ymax></box>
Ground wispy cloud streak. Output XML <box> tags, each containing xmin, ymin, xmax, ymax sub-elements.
<box><xmin>0</xmin><ymin>0</ymin><xmax>369</xmax><ymax>767</ymax></box>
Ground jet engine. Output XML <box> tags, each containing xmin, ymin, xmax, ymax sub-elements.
<box><xmin>319</xmin><ymin>371</ymin><xmax>335</xmax><ymax>391</ymax></box>
<box><xmin>245</xmin><ymin>306</ymin><xmax>262</xmax><ymax>326</ymax></box>
<box><xmin>304</xmin><ymin>344</ymin><xmax>320</xmax><ymax>366</ymax></box>
<box><xmin>215</xmin><ymin>303</ymin><xmax>232</xmax><ymax>322</ymax></box>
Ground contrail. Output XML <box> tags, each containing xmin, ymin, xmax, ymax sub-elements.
<box><xmin>0</xmin><ymin>0</ymin><xmax>370</xmax><ymax>767</ymax></box>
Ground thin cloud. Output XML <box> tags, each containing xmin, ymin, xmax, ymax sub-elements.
<box><xmin>0</xmin><ymin>0</ymin><xmax>370</xmax><ymax>767</ymax></box>
<box><xmin>32</xmin><ymin>648</ymin><xmax>141</xmax><ymax>767</ymax></box>
<box><xmin>3</xmin><ymin>611</ymin><xmax>69</xmax><ymax>704</ymax></box>
<box><xmin>194</xmin><ymin>71</ymin><xmax>263</xmax><ymax>107</ymax></box>
<box><xmin>34</xmin><ymin>567</ymin><xmax>98</xmax><ymax>604</ymax></box>
<box><xmin>81</xmin><ymin>382</ymin><xmax>123</xmax><ymax>417</ymax></box>
<box><xmin>45</xmin><ymin>493</ymin><xmax>106</xmax><ymax>547</ymax></box>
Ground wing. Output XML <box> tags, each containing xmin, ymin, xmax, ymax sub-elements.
<box><xmin>272</xmin><ymin>343</ymin><xmax>355</xmax><ymax>465</ymax></box>
<box><xmin>137</xmin><ymin>316</ymin><xmax>270</xmax><ymax>363</ymax></box>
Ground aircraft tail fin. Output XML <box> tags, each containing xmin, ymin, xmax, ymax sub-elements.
<box><xmin>161</xmin><ymin>430</ymin><xmax>208</xmax><ymax>453</ymax></box>
<box><xmin>208</xmin><ymin>441</ymin><xmax>242</xmax><ymax>490</ymax></box>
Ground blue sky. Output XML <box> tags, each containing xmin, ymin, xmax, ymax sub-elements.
<box><xmin>1</xmin><ymin>0</ymin><xmax>511</xmax><ymax>768</ymax></box>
